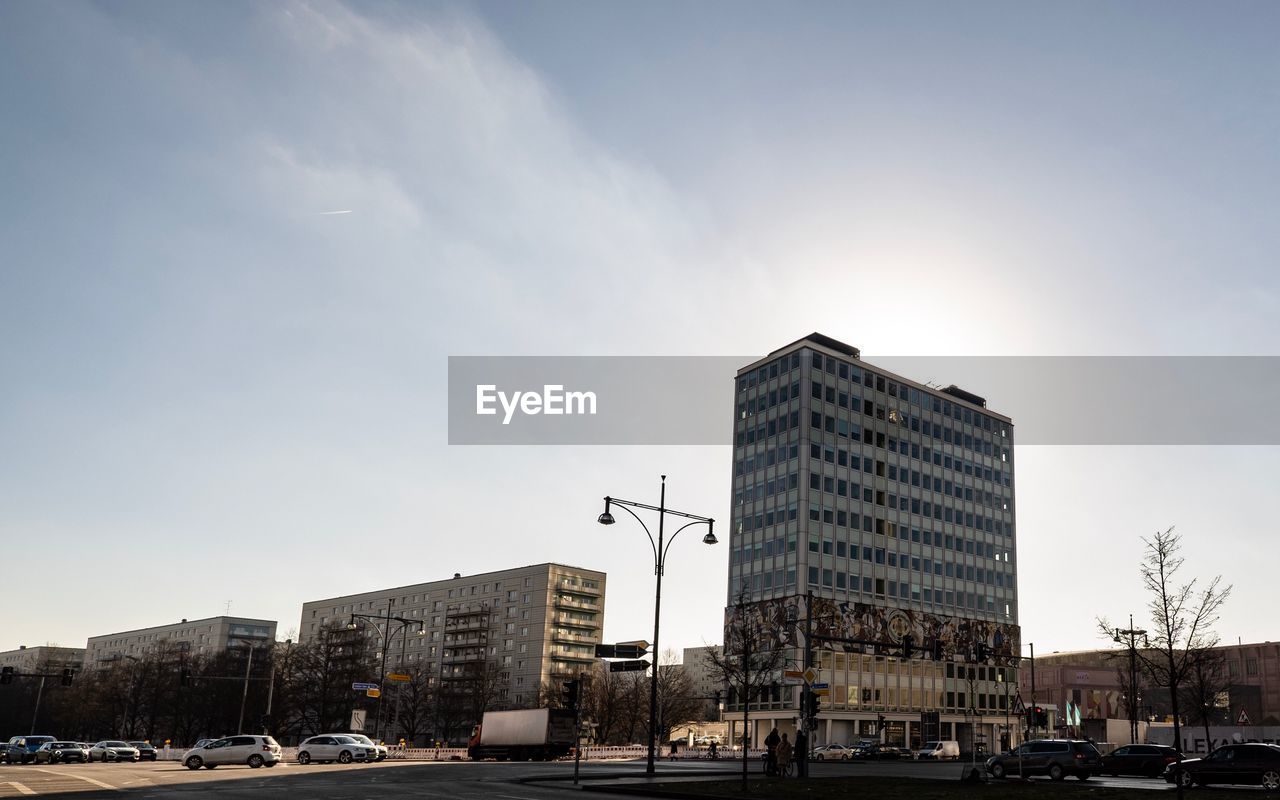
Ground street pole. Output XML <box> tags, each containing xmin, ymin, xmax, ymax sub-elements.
<box><xmin>801</xmin><ymin>590</ymin><xmax>813</xmax><ymax>778</ymax></box>
<box><xmin>1029</xmin><ymin>643</ymin><xmax>1037</xmax><ymax>740</ymax></box>
<box><xmin>741</xmin><ymin>622</ymin><xmax>751</xmax><ymax>793</ymax></box>
<box><xmin>1114</xmin><ymin>614</ymin><xmax>1147</xmax><ymax>745</ymax></box>
<box><xmin>237</xmin><ymin>646</ymin><xmax>254</xmax><ymax>733</ymax></box>
<box><xmin>645</xmin><ymin>476</ymin><xmax>666</xmax><ymax>775</ymax></box>
<box><xmin>29</xmin><ymin>676</ymin><xmax>46</xmax><ymax>735</ymax></box>
<box><xmin>376</xmin><ymin>600</ymin><xmax>392</xmax><ymax>741</ymax></box>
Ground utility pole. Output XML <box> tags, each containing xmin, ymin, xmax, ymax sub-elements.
<box><xmin>29</xmin><ymin>676</ymin><xmax>47</xmax><ymax>735</ymax></box>
<box><xmin>237</xmin><ymin>646</ymin><xmax>254</xmax><ymax>733</ymax></box>
<box><xmin>1029</xmin><ymin>643</ymin><xmax>1037</xmax><ymax>740</ymax></box>
<box><xmin>1114</xmin><ymin>615</ymin><xmax>1148</xmax><ymax>744</ymax></box>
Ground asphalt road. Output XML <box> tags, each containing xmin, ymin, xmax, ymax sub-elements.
<box><xmin>0</xmin><ymin>756</ymin><xmax>1176</xmax><ymax>798</ymax></box>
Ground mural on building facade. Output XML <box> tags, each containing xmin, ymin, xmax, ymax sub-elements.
<box><xmin>725</xmin><ymin>594</ymin><xmax>1021</xmax><ymax>665</ymax></box>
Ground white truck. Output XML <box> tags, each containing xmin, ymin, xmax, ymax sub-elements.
<box><xmin>467</xmin><ymin>708</ymin><xmax>576</xmax><ymax>762</ymax></box>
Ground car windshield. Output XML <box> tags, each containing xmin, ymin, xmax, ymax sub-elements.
<box><xmin>104</xmin><ymin>741</ymin><xmax>129</xmax><ymax>748</ymax></box>
<box><xmin>335</xmin><ymin>736</ymin><xmax>355</xmax><ymax>743</ymax></box>
<box><xmin>128</xmin><ymin>742</ymin><xmax>149</xmax><ymax>747</ymax></box>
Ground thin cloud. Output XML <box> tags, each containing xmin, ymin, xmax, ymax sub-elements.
<box><xmin>317</xmin><ymin>209</ymin><xmax>353</xmax><ymax>215</ymax></box>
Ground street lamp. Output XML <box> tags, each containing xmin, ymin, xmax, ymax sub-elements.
<box><xmin>348</xmin><ymin>604</ymin><xmax>427</xmax><ymax>742</ymax></box>
<box><xmin>598</xmin><ymin>475</ymin><xmax>715</xmax><ymax>774</ymax></box>
<box><xmin>1112</xmin><ymin>614</ymin><xmax>1148</xmax><ymax>745</ymax></box>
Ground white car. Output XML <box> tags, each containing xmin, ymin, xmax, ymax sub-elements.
<box><xmin>296</xmin><ymin>735</ymin><xmax>373</xmax><ymax>765</ymax></box>
<box><xmin>346</xmin><ymin>734</ymin><xmax>388</xmax><ymax>761</ymax></box>
<box><xmin>88</xmin><ymin>741</ymin><xmax>140</xmax><ymax>762</ymax></box>
<box><xmin>182</xmin><ymin>735</ymin><xmax>281</xmax><ymax>770</ymax></box>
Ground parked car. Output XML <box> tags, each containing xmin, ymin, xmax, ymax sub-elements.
<box><xmin>34</xmin><ymin>742</ymin><xmax>89</xmax><ymax>764</ymax></box>
<box><xmin>346</xmin><ymin>734</ymin><xmax>388</xmax><ymax>761</ymax></box>
<box><xmin>915</xmin><ymin>740</ymin><xmax>961</xmax><ymax>761</ymax></box>
<box><xmin>850</xmin><ymin>742</ymin><xmax>902</xmax><ymax>760</ymax></box>
<box><xmin>296</xmin><ymin>735</ymin><xmax>374</xmax><ymax>765</ymax></box>
<box><xmin>182</xmin><ymin>735</ymin><xmax>281</xmax><ymax>770</ymax></box>
<box><xmin>812</xmin><ymin>743</ymin><xmax>852</xmax><ymax>761</ymax></box>
<box><xmin>1163</xmin><ymin>743</ymin><xmax>1280</xmax><ymax>790</ymax></box>
<box><xmin>1100</xmin><ymin>743</ymin><xmax>1179</xmax><ymax>777</ymax></box>
<box><xmin>2</xmin><ymin>736</ymin><xmax>58</xmax><ymax>764</ymax></box>
<box><xmin>89</xmin><ymin>741</ymin><xmax>140</xmax><ymax>762</ymax></box>
<box><xmin>193</xmin><ymin>739</ymin><xmax>215</xmax><ymax>749</ymax></box>
<box><xmin>986</xmin><ymin>739</ymin><xmax>1102</xmax><ymax>781</ymax></box>
<box><xmin>127</xmin><ymin>741</ymin><xmax>158</xmax><ymax>762</ymax></box>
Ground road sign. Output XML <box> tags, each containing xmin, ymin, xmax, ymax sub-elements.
<box><xmin>366</xmin><ymin>688</ymin><xmax>381</xmax><ymax>698</ymax></box>
<box><xmin>614</xmin><ymin>644</ymin><xmax>648</xmax><ymax>659</ymax></box>
<box><xmin>1239</xmin><ymin>708</ymin><xmax>1251</xmax><ymax>725</ymax></box>
<box><xmin>811</xmin><ymin>682</ymin><xmax>830</xmax><ymax>690</ymax></box>
<box><xmin>813</xmin><ymin>688</ymin><xmax>830</xmax><ymax>696</ymax></box>
<box><xmin>350</xmin><ymin>710</ymin><xmax>366</xmax><ymax>731</ymax></box>
<box><xmin>352</xmin><ymin>682</ymin><xmax>379</xmax><ymax>691</ymax></box>
<box><xmin>783</xmin><ymin>670</ymin><xmax>805</xmax><ymax>680</ymax></box>
<box><xmin>803</xmin><ymin>667</ymin><xmax>817</xmax><ymax>684</ymax></box>
<box><xmin>618</xmin><ymin>639</ymin><xmax>650</xmax><ymax>651</ymax></box>
<box><xmin>595</xmin><ymin>644</ymin><xmax>618</xmax><ymax>658</ymax></box>
<box><xmin>608</xmin><ymin>659</ymin><xmax>650</xmax><ymax>673</ymax></box>
<box><xmin>386</xmin><ymin>673</ymin><xmax>411</xmax><ymax>683</ymax></box>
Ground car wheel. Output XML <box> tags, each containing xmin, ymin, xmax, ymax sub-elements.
<box><xmin>1178</xmin><ymin>770</ymin><xmax>1195</xmax><ymax>789</ymax></box>
<box><xmin>1049</xmin><ymin>764</ymin><xmax>1065</xmax><ymax>781</ymax></box>
<box><xmin>1261</xmin><ymin>770</ymin><xmax>1280</xmax><ymax>791</ymax></box>
<box><xmin>297</xmin><ymin>751</ymin><xmax>311</xmax><ymax>765</ymax></box>
<box><xmin>204</xmin><ymin>764</ymin><xmax>217</xmax><ymax>769</ymax></box>
<box><xmin>264</xmin><ymin>761</ymin><xmax>278</xmax><ymax>768</ymax></box>
<box><xmin>185</xmin><ymin>756</ymin><xmax>203</xmax><ymax>770</ymax></box>
<box><xmin>1078</xmin><ymin>772</ymin><xmax>1091</xmax><ymax>781</ymax></box>
<box><xmin>816</xmin><ymin>754</ymin><xmax>824</xmax><ymax>761</ymax></box>
<box><xmin>338</xmin><ymin>751</ymin><xmax>353</xmax><ymax>764</ymax></box>
<box><xmin>247</xmin><ymin>754</ymin><xmax>264</xmax><ymax>768</ymax></box>
<box><xmin>991</xmin><ymin>763</ymin><xmax>1006</xmax><ymax>779</ymax></box>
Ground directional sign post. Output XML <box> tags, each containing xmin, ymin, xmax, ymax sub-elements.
<box><xmin>609</xmin><ymin>659</ymin><xmax>651</xmax><ymax>673</ymax></box>
<box><xmin>386</xmin><ymin>673</ymin><xmax>411</xmax><ymax>683</ymax></box>
<box><xmin>352</xmin><ymin>682</ymin><xmax>379</xmax><ymax>691</ymax></box>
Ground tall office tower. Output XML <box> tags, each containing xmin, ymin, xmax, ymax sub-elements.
<box><xmin>726</xmin><ymin>334</ymin><xmax>1019</xmax><ymax>753</ymax></box>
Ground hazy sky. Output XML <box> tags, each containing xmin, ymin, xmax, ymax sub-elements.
<box><xmin>3</xmin><ymin>1</ymin><xmax>1278</xmax><ymax>662</ymax></box>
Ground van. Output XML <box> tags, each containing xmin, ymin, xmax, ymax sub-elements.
<box><xmin>915</xmin><ymin>740</ymin><xmax>960</xmax><ymax>760</ymax></box>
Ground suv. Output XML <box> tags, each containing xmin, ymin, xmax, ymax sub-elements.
<box><xmin>296</xmin><ymin>735</ymin><xmax>373</xmax><ymax>764</ymax></box>
<box><xmin>1101</xmin><ymin>743</ymin><xmax>1179</xmax><ymax>777</ymax></box>
<box><xmin>3</xmin><ymin>736</ymin><xmax>57</xmax><ymax>764</ymax></box>
<box><xmin>1164</xmin><ymin>743</ymin><xmax>1280</xmax><ymax>790</ymax></box>
<box><xmin>987</xmin><ymin>739</ymin><xmax>1102</xmax><ymax>781</ymax></box>
<box><xmin>182</xmin><ymin>735</ymin><xmax>281</xmax><ymax>769</ymax></box>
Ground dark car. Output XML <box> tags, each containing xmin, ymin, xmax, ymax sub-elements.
<box><xmin>34</xmin><ymin>742</ymin><xmax>89</xmax><ymax>764</ymax></box>
<box><xmin>2</xmin><ymin>736</ymin><xmax>57</xmax><ymax>764</ymax></box>
<box><xmin>986</xmin><ymin>739</ymin><xmax>1102</xmax><ymax>781</ymax></box>
<box><xmin>1164</xmin><ymin>743</ymin><xmax>1280</xmax><ymax>790</ymax></box>
<box><xmin>1100</xmin><ymin>743</ymin><xmax>1179</xmax><ymax>777</ymax></box>
<box><xmin>128</xmin><ymin>741</ymin><xmax>159</xmax><ymax>762</ymax></box>
<box><xmin>850</xmin><ymin>742</ymin><xmax>902</xmax><ymax>760</ymax></box>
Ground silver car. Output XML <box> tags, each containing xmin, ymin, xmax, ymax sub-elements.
<box><xmin>346</xmin><ymin>734</ymin><xmax>388</xmax><ymax>761</ymax></box>
<box><xmin>182</xmin><ymin>735</ymin><xmax>281</xmax><ymax>770</ymax></box>
<box><xmin>296</xmin><ymin>735</ymin><xmax>373</xmax><ymax>764</ymax></box>
<box><xmin>89</xmin><ymin>741</ymin><xmax>140</xmax><ymax>762</ymax></box>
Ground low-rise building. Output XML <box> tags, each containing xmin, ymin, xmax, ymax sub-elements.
<box><xmin>0</xmin><ymin>645</ymin><xmax>85</xmax><ymax>674</ymax></box>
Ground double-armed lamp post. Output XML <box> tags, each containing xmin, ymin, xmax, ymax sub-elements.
<box><xmin>598</xmin><ymin>475</ymin><xmax>716</xmax><ymax>774</ymax></box>
<box><xmin>347</xmin><ymin>604</ymin><xmax>425</xmax><ymax>741</ymax></box>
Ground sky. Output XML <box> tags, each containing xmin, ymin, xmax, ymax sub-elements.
<box><xmin>2</xmin><ymin>1</ymin><xmax>1279</xmax><ymax>662</ymax></box>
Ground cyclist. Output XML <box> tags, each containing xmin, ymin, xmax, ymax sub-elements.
<box><xmin>764</xmin><ymin>727</ymin><xmax>781</xmax><ymax>776</ymax></box>
<box><xmin>776</xmin><ymin>733</ymin><xmax>794</xmax><ymax>777</ymax></box>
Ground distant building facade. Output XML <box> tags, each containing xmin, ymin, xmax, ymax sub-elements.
<box><xmin>84</xmin><ymin>617</ymin><xmax>277</xmax><ymax>666</ymax></box>
<box><xmin>298</xmin><ymin>563</ymin><xmax>605</xmax><ymax>710</ymax></box>
<box><xmin>0</xmin><ymin>645</ymin><xmax>85</xmax><ymax>674</ymax></box>
<box><xmin>682</xmin><ymin>646</ymin><xmax>724</xmax><ymax>720</ymax></box>
<box><xmin>1035</xmin><ymin>641</ymin><xmax>1280</xmax><ymax>735</ymax></box>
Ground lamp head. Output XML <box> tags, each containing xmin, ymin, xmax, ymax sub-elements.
<box><xmin>702</xmin><ymin>519</ymin><xmax>717</xmax><ymax>545</ymax></box>
<box><xmin>597</xmin><ymin>497</ymin><xmax>615</xmax><ymax>525</ymax></box>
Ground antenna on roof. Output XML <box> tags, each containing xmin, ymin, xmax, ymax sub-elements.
<box><xmin>225</xmin><ymin>600</ymin><xmax>232</xmax><ymax>616</ymax></box>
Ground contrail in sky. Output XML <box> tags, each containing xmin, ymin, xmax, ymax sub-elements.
<box><xmin>318</xmin><ymin>209</ymin><xmax>354</xmax><ymax>215</ymax></box>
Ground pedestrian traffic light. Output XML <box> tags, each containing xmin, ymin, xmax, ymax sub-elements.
<box><xmin>562</xmin><ymin>679</ymin><xmax>580</xmax><ymax>709</ymax></box>
<box><xmin>61</xmin><ymin>668</ymin><xmax>74</xmax><ymax>686</ymax></box>
<box><xmin>0</xmin><ymin>666</ymin><xmax>13</xmax><ymax>685</ymax></box>
<box><xmin>931</xmin><ymin>638</ymin><xmax>945</xmax><ymax>661</ymax></box>
<box><xmin>901</xmin><ymin>634</ymin><xmax>914</xmax><ymax>659</ymax></box>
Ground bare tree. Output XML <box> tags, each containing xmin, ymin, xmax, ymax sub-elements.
<box><xmin>392</xmin><ymin>666</ymin><xmax>436</xmax><ymax>747</ymax></box>
<box><xmin>1127</xmin><ymin>528</ymin><xmax>1231</xmax><ymax>799</ymax></box>
<box><xmin>705</xmin><ymin>589</ymin><xmax>788</xmax><ymax>791</ymax></box>
<box><xmin>1182</xmin><ymin>647</ymin><xmax>1231</xmax><ymax>751</ymax></box>
<box><xmin>654</xmin><ymin>649</ymin><xmax>703</xmax><ymax>745</ymax></box>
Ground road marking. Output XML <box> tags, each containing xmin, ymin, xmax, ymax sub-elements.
<box><xmin>28</xmin><ymin>769</ymin><xmax>116</xmax><ymax>790</ymax></box>
<box><xmin>6</xmin><ymin>783</ymin><xmax>36</xmax><ymax>796</ymax></box>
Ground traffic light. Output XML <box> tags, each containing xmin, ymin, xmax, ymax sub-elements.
<box><xmin>877</xmin><ymin>714</ymin><xmax>886</xmax><ymax>731</ymax></box>
<box><xmin>714</xmin><ymin>690</ymin><xmax>722</xmax><ymax>707</ymax></box>
<box><xmin>61</xmin><ymin>668</ymin><xmax>74</xmax><ymax>686</ymax></box>
<box><xmin>1032</xmin><ymin>706</ymin><xmax>1047</xmax><ymax>727</ymax></box>
<box><xmin>805</xmin><ymin>690</ymin><xmax>820</xmax><ymax>720</ymax></box>
<box><xmin>901</xmin><ymin>634</ymin><xmax>914</xmax><ymax>659</ymax></box>
<box><xmin>0</xmin><ymin>666</ymin><xmax>13</xmax><ymax>685</ymax></box>
<box><xmin>975</xmin><ymin>642</ymin><xmax>989</xmax><ymax>662</ymax></box>
<box><xmin>931</xmin><ymin>638</ymin><xmax>945</xmax><ymax>661</ymax></box>
<box><xmin>180</xmin><ymin>669</ymin><xmax>191</xmax><ymax>687</ymax></box>
<box><xmin>562</xmin><ymin>679</ymin><xmax>580</xmax><ymax>709</ymax></box>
